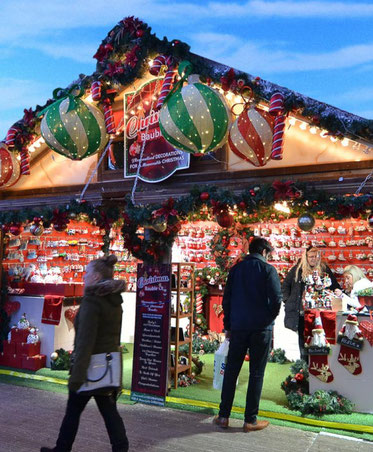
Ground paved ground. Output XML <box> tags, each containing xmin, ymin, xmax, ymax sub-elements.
<box><xmin>0</xmin><ymin>383</ymin><xmax>372</xmax><ymax>452</ymax></box>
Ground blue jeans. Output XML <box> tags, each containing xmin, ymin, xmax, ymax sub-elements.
<box><xmin>219</xmin><ymin>329</ymin><xmax>272</xmax><ymax>423</ymax></box>
<box><xmin>55</xmin><ymin>391</ymin><xmax>128</xmax><ymax>452</ymax></box>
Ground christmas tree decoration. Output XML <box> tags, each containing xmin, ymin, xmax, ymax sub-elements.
<box><xmin>5</xmin><ymin>125</ymin><xmax>21</xmax><ymax>149</ymax></box>
<box><xmin>50</xmin><ymin>351</ymin><xmax>58</xmax><ymax>361</ymax></box>
<box><xmin>102</xmin><ymin>98</ymin><xmax>116</xmax><ymax>134</ymax></box>
<box><xmin>17</xmin><ymin>313</ymin><xmax>30</xmax><ymax>329</ymax></box>
<box><xmin>0</xmin><ymin>143</ymin><xmax>21</xmax><ymax>188</ymax></box>
<box><xmin>159</xmin><ymin>61</ymin><xmax>230</xmax><ymax>154</ymax></box>
<box><xmin>305</xmin><ymin>312</ymin><xmax>334</xmax><ymax>383</ymax></box>
<box><xmin>337</xmin><ymin>314</ymin><xmax>364</xmax><ymax>375</ymax></box>
<box><xmin>39</xmin><ymin>88</ymin><xmax>108</xmax><ymax>160</ymax></box>
<box><xmin>228</xmin><ymin>106</ymin><xmax>274</xmax><ymax>166</ymax></box>
<box><xmin>26</xmin><ymin>327</ymin><xmax>39</xmax><ymax>344</ymax></box>
<box><xmin>90</xmin><ymin>81</ymin><xmax>102</xmax><ymax>101</ymax></box>
<box><xmin>297</xmin><ymin>213</ymin><xmax>315</xmax><ymax>231</ymax></box>
<box><xmin>149</xmin><ymin>54</ymin><xmax>176</xmax><ymax>109</ymax></box>
<box><xmin>9</xmin><ymin>223</ymin><xmax>23</xmax><ymax>236</ymax></box>
<box><xmin>216</xmin><ymin>210</ymin><xmax>233</xmax><ymax>228</ymax></box>
<box><xmin>196</xmin><ymin>292</ymin><xmax>203</xmax><ymax>314</ymax></box>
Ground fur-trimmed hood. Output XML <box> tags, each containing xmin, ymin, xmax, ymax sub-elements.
<box><xmin>84</xmin><ymin>279</ymin><xmax>126</xmax><ymax>298</ymax></box>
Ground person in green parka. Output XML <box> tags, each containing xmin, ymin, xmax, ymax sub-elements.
<box><xmin>41</xmin><ymin>255</ymin><xmax>128</xmax><ymax>452</ymax></box>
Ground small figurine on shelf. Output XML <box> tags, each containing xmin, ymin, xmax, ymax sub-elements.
<box><xmin>17</xmin><ymin>313</ymin><xmax>30</xmax><ymax>329</ymax></box>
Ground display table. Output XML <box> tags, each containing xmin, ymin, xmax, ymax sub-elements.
<box><xmin>309</xmin><ymin>312</ymin><xmax>373</xmax><ymax>413</ymax></box>
<box><xmin>8</xmin><ymin>292</ymin><xmax>137</xmax><ymax>368</ymax></box>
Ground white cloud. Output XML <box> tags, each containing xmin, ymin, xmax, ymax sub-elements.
<box><xmin>190</xmin><ymin>33</ymin><xmax>373</xmax><ymax>74</ymax></box>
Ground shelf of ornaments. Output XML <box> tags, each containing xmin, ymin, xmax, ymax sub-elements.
<box><xmin>3</xmin><ymin>220</ymin><xmax>106</xmax><ymax>289</ymax></box>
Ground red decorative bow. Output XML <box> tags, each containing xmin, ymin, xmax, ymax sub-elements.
<box><xmin>23</xmin><ymin>108</ymin><xmax>35</xmax><ymax>128</ymax></box>
<box><xmin>272</xmin><ymin>180</ymin><xmax>295</xmax><ymax>200</ymax></box>
<box><xmin>125</xmin><ymin>45</ymin><xmax>140</xmax><ymax>68</ymax></box>
<box><xmin>104</xmin><ymin>62</ymin><xmax>124</xmax><ymax>77</ymax></box>
<box><xmin>152</xmin><ymin>198</ymin><xmax>178</xmax><ymax>221</ymax></box>
<box><xmin>122</xmin><ymin>16</ymin><xmax>144</xmax><ymax>35</ymax></box>
<box><xmin>220</xmin><ymin>68</ymin><xmax>237</xmax><ymax>92</ymax></box>
<box><xmin>93</xmin><ymin>43</ymin><xmax>114</xmax><ymax>62</ymax></box>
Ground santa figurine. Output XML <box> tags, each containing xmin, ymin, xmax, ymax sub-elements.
<box><xmin>338</xmin><ymin>314</ymin><xmax>363</xmax><ymax>341</ymax></box>
<box><xmin>306</xmin><ymin>312</ymin><xmax>330</xmax><ymax>348</ymax></box>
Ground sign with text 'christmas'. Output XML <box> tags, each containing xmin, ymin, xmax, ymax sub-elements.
<box><xmin>131</xmin><ymin>263</ymin><xmax>171</xmax><ymax>406</ymax></box>
<box><xmin>124</xmin><ymin>78</ymin><xmax>189</xmax><ymax>183</ymax></box>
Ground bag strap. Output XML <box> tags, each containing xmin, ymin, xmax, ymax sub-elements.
<box><xmin>86</xmin><ymin>353</ymin><xmax>113</xmax><ymax>382</ymax></box>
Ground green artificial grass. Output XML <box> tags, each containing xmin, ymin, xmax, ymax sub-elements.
<box><xmin>1</xmin><ymin>344</ymin><xmax>372</xmax><ymax>442</ymax></box>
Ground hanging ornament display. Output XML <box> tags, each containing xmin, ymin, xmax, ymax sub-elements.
<box><xmin>159</xmin><ymin>61</ymin><xmax>230</xmax><ymax>154</ymax></box>
<box><xmin>297</xmin><ymin>213</ymin><xmax>315</xmax><ymax>231</ymax></box>
<box><xmin>39</xmin><ymin>87</ymin><xmax>108</xmax><ymax>160</ymax></box>
<box><xmin>228</xmin><ymin>106</ymin><xmax>274</xmax><ymax>167</ymax></box>
<box><xmin>337</xmin><ymin>314</ymin><xmax>364</xmax><ymax>375</ymax></box>
<box><xmin>149</xmin><ymin>54</ymin><xmax>176</xmax><ymax>109</ymax></box>
<box><xmin>9</xmin><ymin>223</ymin><xmax>23</xmax><ymax>236</ymax></box>
<box><xmin>0</xmin><ymin>142</ymin><xmax>21</xmax><ymax>188</ymax></box>
<box><xmin>268</xmin><ymin>92</ymin><xmax>286</xmax><ymax>161</ymax></box>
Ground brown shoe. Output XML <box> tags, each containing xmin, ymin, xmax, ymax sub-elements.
<box><xmin>213</xmin><ymin>415</ymin><xmax>229</xmax><ymax>429</ymax></box>
<box><xmin>243</xmin><ymin>420</ymin><xmax>269</xmax><ymax>432</ymax></box>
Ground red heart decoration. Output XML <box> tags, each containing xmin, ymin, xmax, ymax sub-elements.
<box><xmin>3</xmin><ymin>300</ymin><xmax>20</xmax><ymax>317</ymax></box>
<box><xmin>360</xmin><ymin>320</ymin><xmax>373</xmax><ymax>346</ymax></box>
<box><xmin>65</xmin><ymin>307</ymin><xmax>79</xmax><ymax>324</ymax></box>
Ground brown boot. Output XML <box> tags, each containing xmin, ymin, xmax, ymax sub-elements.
<box><xmin>243</xmin><ymin>420</ymin><xmax>269</xmax><ymax>432</ymax></box>
<box><xmin>213</xmin><ymin>415</ymin><xmax>229</xmax><ymax>429</ymax></box>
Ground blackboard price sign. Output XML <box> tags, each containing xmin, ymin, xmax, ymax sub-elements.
<box><xmin>131</xmin><ymin>263</ymin><xmax>171</xmax><ymax>406</ymax></box>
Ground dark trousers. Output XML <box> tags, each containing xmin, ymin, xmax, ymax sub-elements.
<box><xmin>298</xmin><ymin>315</ymin><xmax>307</xmax><ymax>362</ymax></box>
<box><xmin>219</xmin><ymin>329</ymin><xmax>272</xmax><ymax>423</ymax></box>
<box><xmin>55</xmin><ymin>391</ymin><xmax>129</xmax><ymax>452</ymax></box>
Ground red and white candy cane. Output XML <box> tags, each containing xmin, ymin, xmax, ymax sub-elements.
<box><xmin>149</xmin><ymin>54</ymin><xmax>176</xmax><ymax>109</ymax></box>
<box><xmin>5</xmin><ymin>126</ymin><xmax>20</xmax><ymax>149</ymax></box>
<box><xmin>269</xmin><ymin>92</ymin><xmax>285</xmax><ymax>116</ymax></box>
<box><xmin>20</xmin><ymin>146</ymin><xmax>30</xmax><ymax>175</ymax></box>
<box><xmin>196</xmin><ymin>292</ymin><xmax>203</xmax><ymax>314</ymax></box>
<box><xmin>271</xmin><ymin>115</ymin><xmax>286</xmax><ymax>160</ymax></box>
<box><xmin>103</xmin><ymin>99</ymin><xmax>116</xmax><ymax>135</ymax></box>
<box><xmin>91</xmin><ymin>81</ymin><xmax>102</xmax><ymax>101</ymax></box>
<box><xmin>269</xmin><ymin>92</ymin><xmax>285</xmax><ymax>160</ymax></box>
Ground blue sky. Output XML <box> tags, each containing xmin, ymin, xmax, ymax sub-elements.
<box><xmin>1</xmin><ymin>0</ymin><xmax>373</xmax><ymax>139</ymax></box>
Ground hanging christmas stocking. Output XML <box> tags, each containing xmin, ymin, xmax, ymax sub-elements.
<box><xmin>308</xmin><ymin>353</ymin><xmax>334</xmax><ymax>383</ymax></box>
<box><xmin>337</xmin><ymin>314</ymin><xmax>364</xmax><ymax>375</ymax></box>
<box><xmin>305</xmin><ymin>311</ymin><xmax>334</xmax><ymax>383</ymax></box>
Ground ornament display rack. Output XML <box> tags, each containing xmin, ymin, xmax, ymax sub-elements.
<box><xmin>170</xmin><ymin>262</ymin><xmax>195</xmax><ymax>389</ymax></box>
<box><xmin>3</xmin><ymin>220</ymin><xmax>106</xmax><ymax>295</ymax></box>
<box><xmin>258</xmin><ymin>218</ymin><xmax>373</xmax><ymax>283</ymax></box>
<box><xmin>109</xmin><ymin>232</ymin><xmax>137</xmax><ymax>292</ymax></box>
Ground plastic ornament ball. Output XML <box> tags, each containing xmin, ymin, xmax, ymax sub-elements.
<box><xmin>40</xmin><ymin>94</ymin><xmax>108</xmax><ymax>160</ymax></box>
<box><xmin>196</xmin><ymin>317</ymin><xmax>202</xmax><ymax>325</ymax></box>
<box><xmin>30</xmin><ymin>223</ymin><xmax>44</xmax><ymax>236</ymax></box>
<box><xmin>200</xmin><ymin>192</ymin><xmax>209</xmax><ymax>202</ymax></box>
<box><xmin>9</xmin><ymin>223</ymin><xmax>23</xmax><ymax>236</ymax></box>
<box><xmin>244</xmin><ymin>354</ymin><xmax>250</xmax><ymax>361</ymax></box>
<box><xmin>216</xmin><ymin>211</ymin><xmax>234</xmax><ymax>228</ymax></box>
<box><xmin>159</xmin><ymin>66</ymin><xmax>230</xmax><ymax>154</ymax></box>
<box><xmin>297</xmin><ymin>213</ymin><xmax>315</xmax><ymax>231</ymax></box>
<box><xmin>50</xmin><ymin>352</ymin><xmax>58</xmax><ymax>361</ymax></box>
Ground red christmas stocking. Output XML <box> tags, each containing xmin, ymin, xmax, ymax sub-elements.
<box><xmin>338</xmin><ymin>345</ymin><xmax>362</xmax><ymax>375</ymax></box>
<box><xmin>308</xmin><ymin>354</ymin><xmax>334</xmax><ymax>383</ymax></box>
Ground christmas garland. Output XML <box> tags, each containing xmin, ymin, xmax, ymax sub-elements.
<box><xmin>281</xmin><ymin>360</ymin><xmax>354</xmax><ymax>416</ymax></box>
<box><xmin>4</xmin><ymin>16</ymin><xmax>373</xmax><ymax>159</ymax></box>
<box><xmin>0</xmin><ymin>181</ymin><xmax>372</xmax><ymax>262</ymax></box>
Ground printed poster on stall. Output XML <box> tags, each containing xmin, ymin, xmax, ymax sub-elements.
<box><xmin>124</xmin><ymin>78</ymin><xmax>190</xmax><ymax>183</ymax></box>
<box><xmin>130</xmin><ymin>263</ymin><xmax>171</xmax><ymax>406</ymax></box>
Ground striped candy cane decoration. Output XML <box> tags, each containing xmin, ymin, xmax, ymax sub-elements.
<box><xmin>196</xmin><ymin>292</ymin><xmax>203</xmax><ymax>314</ymax></box>
<box><xmin>5</xmin><ymin>126</ymin><xmax>20</xmax><ymax>149</ymax></box>
<box><xmin>269</xmin><ymin>92</ymin><xmax>285</xmax><ymax>160</ymax></box>
<box><xmin>20</xmin><ymin>147</ymin><xmax>30</xmax><ymax>175</ymax></box>
<box><xmin>91</xmin><ymin>81</ymin><xmax>102</xmax><ymax>101</ymax></box>
<box><xmin>149</xmin><ymin>54</ymin><xmax>176</xmax><ymax>109</ymax></box>
<box><xmin>103</xmin><ymin>99</ymin><xmax>116</xmax><ymax>134</ymax></box>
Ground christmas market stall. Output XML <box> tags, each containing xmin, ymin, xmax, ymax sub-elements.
<box><xmin>0</xmin><ymin>16</ymin><xmax>373</xmax><ymax>416</ymax></box>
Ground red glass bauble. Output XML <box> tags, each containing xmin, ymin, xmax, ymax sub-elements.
<box><xmin>9</xmin><ymin>224</ymin><xmax>22</xmax><ymax>236</ymax></box>
<box><xmin>216</xmin><ymin>211</ymin><xmax>233</xmax><ymax>228</ymax></box>
<box><xmin>200</xmin><ymin>192</ymin><xmax>209</xmax><ymax>202</ymax></box>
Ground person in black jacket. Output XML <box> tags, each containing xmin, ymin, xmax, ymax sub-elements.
<box><xmin>41</xmin><ymin>255</ymin><xmax>129</xmax><ymax>452</ymax></box>
<box><xmin>282</xmin><ymin>246</ymin><xmax>340</xmax><ymax>361</ymax></box>
<box><xmin>214</xmin><ymin>237</ymin><xmax>282</xmax><ymax>432</ymax></box>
